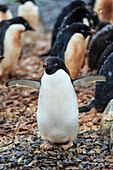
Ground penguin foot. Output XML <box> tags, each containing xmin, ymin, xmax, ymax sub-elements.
<box><xmin>62</xmin><ymin>141</ymin><xmax>73</xmax><ymax>150</ymax></box>
<box><xmin>40</xmin><ymin>141</ymin><xmax>54</xmax><ymax>150</ymax></box>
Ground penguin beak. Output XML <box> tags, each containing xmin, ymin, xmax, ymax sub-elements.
<box><xmin>43</xmin><ymin>63</ymin><xmax>48</xmax><ymax>68</ymax></box>
<box><xmin>90</xmin><ymin>29</ymin><xmax>96</xmax><ymax>34</ymax></box>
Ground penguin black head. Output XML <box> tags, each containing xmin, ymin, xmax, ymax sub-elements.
<box><xmin>15</xmin><ymin>0</ymin><xmax>36</xmax><ymax>5</ymax></box>
<box><xmin>9</xmin><ymin>17</ymin><xmax>34</xmax><ymax>31</ymax></box>
<box><xmin>0</xmin><ymin>5</ymin><xmax>8</xmax><ymax>13</ymax></box>
<box><xmin>68</xmin><ymin>22</ymin><xmax>96</xmax><ymax>38</ymax></box>
<box><xmin>77</xmin><ymin>23</ymin><xmax>96</xmax><ymax>38</ymax></box>
<box><xmin>43</xmin><ymin>57</ymin><xmax>70</xmax><ymax>75</ymax></box>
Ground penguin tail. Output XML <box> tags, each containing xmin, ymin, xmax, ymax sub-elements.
<box><xmin>38</xmin><ymin>49</ymin><xmax>51</xmax><ymax>57</ymax></box>
<box><xmin>79</xmin><ymin>100</ymin><xmax>95</xmax><ymax>113</ymax></box>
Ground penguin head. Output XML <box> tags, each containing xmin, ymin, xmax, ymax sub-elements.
<box><xmin>43</xmin><ymin>57</ymin><xmax>70</xmax><ymax>75</ymax></box>
<box><xmin>9</xmin><ymin>17</ymin><xmax>34</xmax><ymax>31</ymax></box>
<box><xmin>0</xmin><ymin>5</ymin><xmax>8</xmax><ymax>13</ymax></box>
<box><xmin>76</xmin><ymin>22</ymin><xmax>96</xmax><ymax>38</ymax></box>
<box><xmin>15</xmin><ymin>0</ymin><xmax>36</xmax><ymax>4</ymax></box>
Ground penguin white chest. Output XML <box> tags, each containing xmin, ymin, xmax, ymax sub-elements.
<box><xmin>37</xmin><ymin>70</ymin><xmax>79</xmax><ymax>143</ymax></box>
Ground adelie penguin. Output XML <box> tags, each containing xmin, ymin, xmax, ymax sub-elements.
<box><xmin>0</xmin><ymin>16</ymin><xmax>34</xmax><ymax>77</ymax></box>
<box><xmin>39</xmin><ymin>0</ymin><xmax>86</xmax><ymax>57</ymax></box>
<box><xmin>51</xmin><ymin>22</ymin><xmax>96</xmax><ymax>79</ymax></box>
<box><xmin>0</xmin><ymin>4</ymin><xmax>13</xmax><ymax>21</ymax></box>
<box><xmin>16</xmin><ymin>0</ymin><xmax>45</xmax><ymax>45</ymax></box>
<box><xmin>60</xmin><ymin>6</ymin><xmax>99</xmax><ymax>30</ymax></box>
<box><xmin>79</xmin><ymin>52</ymin><xmax>113</xmax><ymax>113</ymax></box>
<box><xmin>6</xmin><ymin>57</ymin><xmax>106</xmax><ymax>150</ymax></box>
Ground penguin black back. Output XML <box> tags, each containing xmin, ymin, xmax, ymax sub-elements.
<box><xmin>0</xmin><ymin>5</ymin><xmax>8</xmax><ymax>13</ymax></box>
<box><xmin>98</xmin><ymin>42</ymin><xmax>113</xmax><ymax>71</ymax></box>
<box><xmin>79</xmin><ymin>52</ymin><xmax>113</xmax><ymax>113</ymax></box>
<box><xmin>51</xmin><ymin>22</ymin><xmax>93</xmax><ymax>60</ymax></box>
<box><xmin>88</xmin><ymin>23</ymin><xmax>113</xmax><ymax>70</ymax></box>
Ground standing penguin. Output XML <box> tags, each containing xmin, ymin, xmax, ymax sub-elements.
<box><xmin>16</xmin><ymin>0</ymin><xmax>45</xmax><ymax>45</ymax></box>
<box><xmin>6</xmin><ymin>57</ymin><xmax>106</xmax><ymax>150</ymax></box>
<box><xmin>39</xmin><ymin>0</ymin><xmax>86</xmax><ymax>57</ymax></box>
<box><xmin>0</xmin><ymin>5</ymin><xmax>13</xmax><ymax>21</ymax></box>
<box><xmin>51</xmin><ymin>22</ymin><xmax>95</xmax><ymax>79</ymax></box>
<box><xmin>0</xmin><ymin>16</ymin><xmax>34</xmax><ymax>77</ymax></box>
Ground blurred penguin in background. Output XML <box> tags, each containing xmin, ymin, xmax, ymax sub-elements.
<box><xmin>39</xmin><ymin>0</ymin><xmax>86</xmax><ymax>57</ymax></box>
<box><xmin>0</xmin><ymin>4</ymin><xmax>13</xmax><ymax>21</ymax></box>
<box><xmin>51</xmin><ymin>22</ymin><xmax>95</xmax><ymax>79</ymax></box>
<box><xmin>94</xmin><ymin>0</ymin><xmax>113</xmax><ymax>22</ymax></box>
<box><xmin>0</xmin><ymin>17</ymin><xmax>34</xmax><ymax>77</ymax></box>
<box><xmin>16</xmin><ymin>0</ymin><xmax>45</xmax><ymax>45</ymax></box>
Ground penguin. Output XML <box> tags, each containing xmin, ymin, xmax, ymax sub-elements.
<box><xmin>60</xmin><ymin>6</ymin><xmax>99</xmax><ymax>30</ymax></box>
<box><xmin>39</xmin><ymin>0</ymin><xmax>86</xmax><ymax>57</ymax></box>
<box><xmin>94</xmin><ymin>0</ymin><xmax>113</xmax><ymax>22</ymax></box>
<box><xmin>16</xmin><ymin>0</ymin><xmax>45</xmax><ymax>45</ymax></box>
<box><xmin>6</xmin><ymin>57</ymin><xmax>106</xmax><ymax>150</ymax></box>
<box><xmin>51</xmin><ymin>22</ymin><xmax>95</xmax><ymax>79</ymax></box>
<box><xmin>88</xmin><ymin>23</ymin><xmax>113</xmax><ymax>70</ymax></box>
<box><xmin>0</xmin><ymin>4</ymin><xmax>13</xmax><ymax>21</ymax></box>
<box><xmin>0</xmin><ymin>16</ymin><xmax>34</xmax><ymax>77</ymax></box>
<box><xmin>79</xmin><ymin>52</ymin><xmax>113</xmax><ymax>113</ymax></box>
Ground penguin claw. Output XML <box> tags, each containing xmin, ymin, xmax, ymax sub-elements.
<box><xmin>40</xmin><ymin>141</ymin><xmax>54</xmax><ymax>150</ymax></box>
<box><xmin>62</xmin><ymin>141</ymin><xmax>73</xmax><ymax>150</ymax></box>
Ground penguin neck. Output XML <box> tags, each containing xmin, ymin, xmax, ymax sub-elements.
<box><xmin>42</xmin><ymin>69</ymin><xmax>71</xmax><ymax>87</ymax></box>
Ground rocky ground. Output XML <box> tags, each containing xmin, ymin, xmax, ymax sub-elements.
<box><xmin>0</xmin><ymin>0</ymin><xmax>113</xmax><ymax>169</ymax></box>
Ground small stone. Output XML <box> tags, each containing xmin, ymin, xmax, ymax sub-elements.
<box><xmin>101</xmin><ymin>145</ymin><xmax>108</xmax><ymax>151</ymax></box>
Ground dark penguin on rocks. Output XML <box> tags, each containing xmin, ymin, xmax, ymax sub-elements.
<box><xmin>88</xmin><ymin>23</ymin><xmax>113</xmax><ymax>70</ymax></box>
<box><xmin>0</xmin><ymin>16</ymin><xmax>34</xmax><ymax>76</ymax></box>
<box><xmin>51</xmin><ymin>22</ymin><xmax>95</xmax><ymax>79</ymax></box>
<box><xmin>6</xmin><ymin>57</ymin><xmax>106</xmax><ymax>150</ymax></box>
<box><xmin>79</xmin><ymin>52</ymin><xmax>113</xmax><ymax>113</ymax></box>
<box><xmin>39</xmin><ymin>0</ymin><xmax>86</xmax><ymax>57</ymax></box>
<box><xmin>0</xmin><ymin>4</ymin><xmax>13</xmax><ymax>21</ymax></box>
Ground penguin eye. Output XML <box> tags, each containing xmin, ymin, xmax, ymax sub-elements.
<box><xmin>54</xmin><ymin>63</ymin><xmax>58</xmax><ymax>67</ymax></box>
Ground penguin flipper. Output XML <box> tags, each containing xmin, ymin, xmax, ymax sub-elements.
<box><xmin>6</xmin><ymin>79</ymin><xmax>41</xmax><ymax>89</ymax></box>
<box><xmin>72</xmin><ymin>75</ymin><xmax>106</xmax><ymax>87</ymax></box>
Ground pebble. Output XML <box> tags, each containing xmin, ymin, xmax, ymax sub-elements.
<box><xmin>0</xmin><ymin>130</ymin><xmax>112</xmax><ymax>169</ymax></box>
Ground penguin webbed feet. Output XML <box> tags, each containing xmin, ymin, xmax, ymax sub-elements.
<box><xmin>61</xmin><ymin>141</ymin><xmax>73</xmax><ymax>150</ymax></box>
<box><xmin>40</xmin><ymin>141</ymin><xmax>54</xmax><ymax>150</ymax></box>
